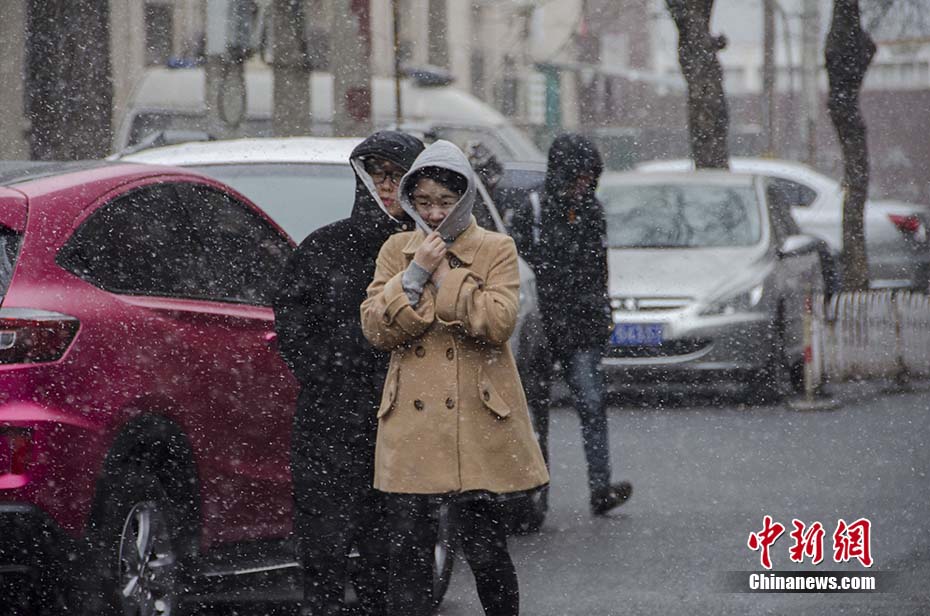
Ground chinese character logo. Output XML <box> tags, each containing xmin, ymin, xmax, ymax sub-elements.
<box><xmin>788</xmin><ymin>519</ymin><xmax>825</xmax><ymax>565</ymax></box>
<box><xmin>833</xmin><ymin>518</ymin><xmax>873</xmax><ymax>567</ymax></box>
<box><xmin>748</xmin><ymin>516</ymin><xmax>873</xmax><ymax>569</ymax></box>
<box><xmin>748</xmin><ymin>515</ymin><xmax>786</xmax><ymax>569</ymax></box>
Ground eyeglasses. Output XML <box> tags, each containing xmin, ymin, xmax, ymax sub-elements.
<box><xmin>412</xmin><ymin>196</ymin><xmax>459</xmax><ymax>211</ymax></box>
<box><xmin>367</xmin><ymin>167</ymin><xmax>405</xmax><ymax>185</ymax></box>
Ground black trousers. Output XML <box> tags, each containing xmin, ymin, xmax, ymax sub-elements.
<box><xmin>295</xmin><ymin>484</ymin><xmax>389</xmax><ymax>616</ymax></box>
<box><xmin>385</xmin><ymin>494</ymin><xmax>520</xmax><ymax>616</ymax></box>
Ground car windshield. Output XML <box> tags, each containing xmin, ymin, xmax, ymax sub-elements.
<box><xmin>187</xmin><ymin>163</ymin><xmax>356</xmax><ymax>243</ymax></box>
<box><xmin>599</xmin><ymin>183</ymin><xmax>762</xmax><ymax>248</ymax></box>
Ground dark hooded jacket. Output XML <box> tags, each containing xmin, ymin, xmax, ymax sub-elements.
<box><xmin>511</xmin><ymin>133</ymin><xmax>610</xmax><ymax>358</ymax></box>
<box><xmin>274</xmin><ymin>131</ymin><xmax>424</xmax><ymax>503</ymax></box>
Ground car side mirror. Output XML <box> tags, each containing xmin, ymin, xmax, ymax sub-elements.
<box><xmin>778</xmin><ymin>234</ymin><xmax>818</xmax><ymax>259</ymax></box>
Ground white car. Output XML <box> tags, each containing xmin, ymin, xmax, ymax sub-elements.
<box><xmin>119</xmin><ymin>137</ymin><xmax>543</xmax><ymax>376</ymax></box>
<box><xmin>636</xmin><ymin>157</ymin><xmax>930</xmax><ymax>290</ymax></box>
<box><xmin>114</xmin><ymin>66</ymin><xmax>545</xmax><ymax>163</ymax></box>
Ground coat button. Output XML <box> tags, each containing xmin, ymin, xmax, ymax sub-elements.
<box><xmin>415</xmin><ymin>346</ymin><xmax>426</xmax><ymax>357</ymax></box>
<box><xmin>482</xmin><ymin>390</ymin><xmax>490</xmax><ymax>402</ymax></box>
<box><xmin>449</xmin><ymin>256</ymin><xmax>462</xmax><ymax>268</ymax></box>
<box><xmin>445</xmin><ymin>398</ymin><xmax>455</xmax><ymax>409</ymax></box>
<box><xmin>414</xmin><ymin>399</ymin><xmax>424</xmax><ymax>411</ymax></box>
<box><xmin>446</xmin><ymin>348</ymin><xmax>454</xmax><ymax>360</ymax></box>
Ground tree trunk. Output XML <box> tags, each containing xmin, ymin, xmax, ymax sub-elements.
<box><xmin>25</xmin><ymin>0</ymin><xmax>112</xmax><ymax>160</ymax></box>
<box><xmin>272</xmin><ymin>0</ymin><xmax>312</xmax><ymax>137</ymax></box>
<box><xmin>825</xmin><ymin>0</ymin><xmax>875</xmax><ymax>291</ymax></box>
<box><xmin>331</xmin><ymin>0</ymin><xmax>372</xmax><ymax>136</ymax></box>
<box><xmin>665</xmin><ymin>0</ymin><xmax>729</xmax><ymax>169</ymax></box>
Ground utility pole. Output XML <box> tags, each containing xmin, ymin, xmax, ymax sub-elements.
<box><xmin>272</xmin><ymin>0</ymin><xmax>312</xmax><ymax>136</ymax></box>
<box><xmin>332</xmin><ymin>0</ymin><xmax>372</xmax><ymax>136</ymax></box>
<box><xmin>576</xmin><ymin>0</ymin><xmax>601</xmax><ymax>127</ymax></box>
<box><xmin>0</xmin><ymin>0</ymin><xmax>29</xmax><ymax>158</ymax></box>
<box><xmin>205</xmin><ymin>0</ymin><xmax>253</xmax><ymax>139</ymax></box>
<box><xmin>800</xmin><ymin>0</ymin><xmax>820</xmax><ymax>165</ymax></box>
<box><xmin>762</xmin><ymin>0</ymin><xmax>776</xmax><ymax>156</ymax></box>
<box><xmin>427</xmin><ymin>0</ymin><xmax>449</xmax><ymax>68</ymax></box>
<box><xmin>392</xmin><ymin>0</ymin><xmax>403</xmax><ymax>125</ymax></box>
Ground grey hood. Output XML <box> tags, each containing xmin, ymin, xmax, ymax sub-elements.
<box><xmin>398</xmin><ymin>139</ymin><xmax>476</xmax><ymax>243</ymax></box>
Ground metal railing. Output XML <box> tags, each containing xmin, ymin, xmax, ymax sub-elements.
<box><xmin>813</xmin><ymin>290</ymin><xmax>930</xmax><ymax>385</ymax></box>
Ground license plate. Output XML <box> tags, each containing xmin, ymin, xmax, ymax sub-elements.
<box><xmin>611</xmin><ymin>323</ymin><xmax>663</xmax><ymax>346</ymax></box>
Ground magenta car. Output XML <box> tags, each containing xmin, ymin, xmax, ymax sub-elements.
<box><xmin>0</xmin><ymin>162</ymin><xmax>300</xmax><ymax>613</ymax></box>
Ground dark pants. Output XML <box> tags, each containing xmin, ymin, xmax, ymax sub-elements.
<box><xmin>528</xmin><ymin>345</ymin><xmax>613</xmax><ymax>494</ymax></box>
<box><xmin>295</xmin><ymin>481</ymin><xmax>389</xmax><ymax>616</ymax></box>
<box><xmin>385</xmin><ymin>495</ymin><xmax>519</xmax><ymax>616</ymax></box>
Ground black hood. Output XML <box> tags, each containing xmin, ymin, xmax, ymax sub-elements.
<box><xmin>544</xmin><ymin>133</ymin><xmax>604</xmax><ymax>202</ymax></box>
<box><xmin>348</xmin><ymin>131</ymin><xmax>424</xmax><ymax>238</ymax></box>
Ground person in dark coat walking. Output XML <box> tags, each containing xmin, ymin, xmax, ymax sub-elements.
<box><xmin>274</xmin><ymin>131</ymin><xmax>424</xmax><ymax>616</ymax></box>
<box><xmin>509</xmin><ymin>133</ymin><xmax>632</xmax><ymax>516</ymax></box>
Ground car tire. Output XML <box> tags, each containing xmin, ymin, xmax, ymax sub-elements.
<box><xmin>819</xmin><ymin>249</ymin><xmax>842</xmax><ymax>297</ymax></box>
<box><xmin>84</xmin><ymin>462</ymin><xmax>191</xmax><ymax>616</ymax></box>
<box><xmin>506</xmin><ymin>487</ymin><xmax>549</xmax><ymax>535</ymax></box>
<box><xmin>749</xmin><ymin>319</ymin><xmax>793</xmax><ymax>405</ymax></box>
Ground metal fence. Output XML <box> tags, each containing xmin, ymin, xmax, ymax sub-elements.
<box><xmin>813</xmin><ymin>291</ymin><xmax>930</xmax><ymax>384</ymax></box>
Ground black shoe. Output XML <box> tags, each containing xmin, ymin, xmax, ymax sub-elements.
<box><xmin>590</xmin><ymin>481</ymin><xmax>633</xmax><ymax>516</ymax></box>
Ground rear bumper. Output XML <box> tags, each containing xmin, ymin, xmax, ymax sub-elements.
<box><xmin>0</xmin><ymin>502</ymin><xmax>81</xmax><ymax>611</ymax></box>
<box><xmin>869</xmin><ymin>252</ymin><xmax>930</xmax><ymax>291</ymax></box>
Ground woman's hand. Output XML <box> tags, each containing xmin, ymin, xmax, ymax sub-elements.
<box><xmin>431</xmin><ymin>256</ymin><xmax>452</xmax><ymax>286</ymax></box>
<box><xmin>413</xmin><ymin>231</ymin><xmax>447</xmax><ymax>273</ymax></box>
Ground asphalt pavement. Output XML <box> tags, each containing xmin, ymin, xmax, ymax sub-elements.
<box><xmin>437</xmin><ymin>380</ymin><xmax>930</xmax><ymax>615</ymax></box>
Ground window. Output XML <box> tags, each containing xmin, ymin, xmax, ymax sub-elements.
<box><xmin>58</xmin><ymin>183</ymin><xmax>290</xmax><ymax>305</ymax></box>
<box><xmin>766</xmin><ymin>183</ymin><xmax>802</xmax><ymax>243</ymax></box>
<box><xmin>144</xmin><ymin>3</ymin><xmax>174</xmax><ymax>66</ymax></box>
<box><xmin>767</xmin><ymin>177</ymin><xmax>817</xmax><ymax>209</ymax></box>
<box><xmin>178</xmin><ymin>184</ymin><xmax>291</xmax><ymax>305</ymax></box>
<box><xmin>186</xmin><ymin>163</ymin><xmax>355</xmax><ymax>242</ymax></box>
<box><xmin>599</xmin><ymin>184</ymin><xmax>762</xmax><ymax>248</ymax></box>
<box><xmin>57</xmin><ymin>184</ymin><xmax>205</xmax><ymax>297</ymax></box>
<box><xmin>0</xmin><ymin>226</ymin><xmax>22</xmax><ymax>300</ymax></box>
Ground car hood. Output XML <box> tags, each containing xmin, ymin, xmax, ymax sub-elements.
<box><xmin>608</xmin><ymin>246</ymin><xmax>772</xmax><ymax>302</ymax></box>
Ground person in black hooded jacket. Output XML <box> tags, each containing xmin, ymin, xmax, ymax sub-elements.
<box><xmin>510</xmin><ymin>133</ymin><xmax>633</xmax><ymax>516</ymax></box>
<box><xmin>273</xmin><ymin>131</ymin><xmax>424</xmax><ymax>616</ymax></box>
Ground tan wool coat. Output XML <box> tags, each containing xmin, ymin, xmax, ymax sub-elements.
<box><xmin>361</xmin><ymin>220</ymin><xmax>549</xmax><ymax>495</ymax></box>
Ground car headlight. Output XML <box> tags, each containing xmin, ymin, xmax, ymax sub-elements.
<box><xmin>700</xmin><ymin>283</ymin><xmax>764</xmax><ymax>316</ymax></box>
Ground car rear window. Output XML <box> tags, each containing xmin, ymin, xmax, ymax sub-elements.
<box><xmin>0</xmin><ymin>226</ymin><xmax>23</xmax><ymax>301</ymax></box>
<box><xmin>187</xmin><ymin>163</ymin><xmax>356</xmax><ymax>243</ymax></box>
<box><xmin>599</xmin><ymin>183</ymin><xmax>762</xmax><ymax>248</ymax></box>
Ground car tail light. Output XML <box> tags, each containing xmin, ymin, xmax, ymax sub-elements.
<box><xmin>888</xmin><ymin>214</ymin><xmax>923</xmax><ymax>236</ymax></box>
<box><xmin>0</xmin><ymin>427</ymin><xmax>32</xmax><ymax>475</ymax></box>
<box><xmin>0</xmin><ymin>309</ymin><xmax>79</xmax><ymax>364</ymax></box>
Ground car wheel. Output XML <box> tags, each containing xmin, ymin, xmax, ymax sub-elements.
<box><xmin>749</xmin><ymin>320</ymin><xmax>793</xmax><ymax>405</ymax></box>
<box><xmin>506</xmin><ymin>487</ymin><xmax>548</xmax><ymax>535</ymax></box>
<box><xmin>819</xmin><ymin>249</ymin><xmax>842</xmax><ymax>297</ymax></box>
<box><xmin>430</xmin><ymin>502</ymin><xmax>456</xmax><ymax>612</ymax></box>
<box><xmin>86</xmin><ymin>464</ymin><xmax>188</xmax><ymax>616</ymax></box>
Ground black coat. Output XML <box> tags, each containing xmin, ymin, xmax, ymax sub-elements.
<box><xmin>511</xmin><ymin>134</ymin><xmax>611</xmax><ymax>359</ymax></box>
<box><xmin>274</xmin><ymin>131</ymin><xmax>424</xmax><ymax>505</ymax></box>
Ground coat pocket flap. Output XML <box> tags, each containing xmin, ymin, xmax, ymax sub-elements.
<box><xmin>477</xmin><ymin>372</ymin><xmax>511</xmax><ymax>418</ymax></box>
<box><xmin>378</xmin><ymin>364</ymin><xmax>400</xmax><ymax>418</ymax></box>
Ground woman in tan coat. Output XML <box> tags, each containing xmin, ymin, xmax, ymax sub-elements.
<box><xmin>361</xmin><ymin>140</ymin><xmax>548</xmax><ymax>615</ymax></box>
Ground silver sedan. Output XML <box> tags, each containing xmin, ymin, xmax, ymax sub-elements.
<box><xmin>637</xmin><ymin>157</ymin><xmax>930</xmax><ymax>291</ymax></box>
<box><xmin>598</xmin><ymin>170</ymin><xmax>825</xmax><ymax>401</ymax></box>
